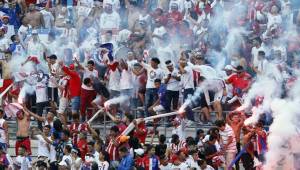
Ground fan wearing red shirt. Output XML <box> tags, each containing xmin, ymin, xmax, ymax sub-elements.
<box><xmin>69</xmin><ymin>114</ymin><xmax>88</xmax><ymax>147</ymax></box>
<box><xmin>133</xmin><ymin>119</ymin><xmax>147</xmax><ymax>144</ymax></box>
<box><xmin>77</xmin><ymin>132</ymin><xmax>88</xmax><ymax>161</ymax></box>
<box><xmin>226</xmin><ymin>66</ymin><xmax>252</xmax><ymax>97</ymax></box>
<box><xmin>80</xmin><ymin>78</ymin><xmax>96</xmax><ymax>121</ymax></box>
<box><xmin>60</xmin><ymin>62</ymin><xmax>81</xmax><ymax>115</ymax></box>
<box><xmin>106</xmin><ymin>126</ymin><xmax>121</xmax><ymax>163</ymax></box>
<box><xmin>151</xmin><ymin>8</ymin><xmax>168</xmax><ymax>26</ymax></box>
<box><xmin>167</xmin><ymin>3</ymin><xmax>183</xmax><ymax>27</ymax></box>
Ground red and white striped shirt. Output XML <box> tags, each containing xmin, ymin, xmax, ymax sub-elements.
<box><xmin>106</xmin><ymin>136</ymin><xmax>120</xmax><ymax>161</ymax></box>
<box><xmin>170</xmin><ymin>140</ymin><xmax>187</xmax><ymax>153</ymax></box>
<box><xmin>69</xmin><ymin>123</ymin><xmax>88</xmax><ymax>146</ymax></box>
<box><xmin>58</xmin><ymin>76</ymin><xmax>70</xmax><ymax>98</ymax></box>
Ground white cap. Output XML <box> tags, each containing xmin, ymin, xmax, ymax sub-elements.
<box><xmin>58</xmin><ymin>161</ymin><xmax>67</xmax><ymax>166</ymax></box>
<box><xmin>202</xmin><ymin>135</ymin><xmax>210</xmax><ymax>143</ymax></box>
<box><xmin>134</xmin><ymin>148</ymin><xmax>144</xmax><ymax>156</ymax></box>
<box><xmin>32</xmin><ymin>29</ymin><xmax>38</xmax><ymax>34</ymax></box>
<box><xmin>224</xmin><ymin>65</ymin><xmax>235</xmax><ymax>71</ymax></box>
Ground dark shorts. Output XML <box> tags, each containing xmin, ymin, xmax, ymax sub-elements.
<box><xmin>199</xmin><ymin>91</ymin><xmax>215</xmax><ymax>108</ymax></box>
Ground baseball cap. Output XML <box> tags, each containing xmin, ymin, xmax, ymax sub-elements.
<box><xmin>236</xmin><ymin>65</ymin><xmax>244</xmax><ymax>72</ymax></box>
<box><xmin>119</xmin><ymin>135</ymin><xmax>130</xmax><ymax>143</ymax></box>
<box><xmin>71</xmin><ymin>148</ymin><xmax>78</xmax><ymax>154</ymax></box>
<box><xmin>1</xmin><ymin>15</ymin><xmax>9</xmax><ymax>20</ymax></box>
<box><xmin>69</xmin><ymin>64</ymin><xmax>75</xmax><ymax>70</ymax></box>
<box><xmin>32</xmin><ymin>29</ymin><xmax>38</xmax><ymax>34</ymax></box>
<box><xmin>134</xmin><ymin>148</ymin><xmax>144</xmax><ymax>156</ymax></box>
<box><xmin>224</xmin><ymin>65</ymin><xmax>235</xmax><ymax>71</ymax></box>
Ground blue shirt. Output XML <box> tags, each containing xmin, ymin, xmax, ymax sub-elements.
<box><xmin>150</xmin><ymin>155</ymin><xmax>160</xmax><ymax>170</ymax></box>
<box><xmin>0</xmin><ymin>6</ymin><xmax>21</xmax><ymax>29</ymax></box>
<box><xmin>158</xmin><ymin>84</ymin><xmax>167</xmax><ymax>108</ymax></box>
<box><xmin>118</xmin><ymin>154</ymin><xmax>134</xmax><ymax>170</ymax></box>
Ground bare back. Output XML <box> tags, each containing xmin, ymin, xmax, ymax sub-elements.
<box><xmin>25</xmin><ymin>12</ymin><xmax>43</xmax><ymax>28</ymax></box>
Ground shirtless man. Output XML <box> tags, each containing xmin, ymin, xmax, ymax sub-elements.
<box><xmin>24</xmin><ymin>4</ymin><xmax>45</xmax><ymax>28</ymax></box>
<box><xmin>23</xmin><ymin>106</ymin><xmax>55</xmax><ymax>128</ymax></box>
<box><xmin>15</xmin><ymin>107</ymin><xmax>31</xmax><ymax>156</ymax></box>
<box><xmin>226</xmin><ymin>112</ymin><xmax>245</xmax><ymax>170</ymax></box>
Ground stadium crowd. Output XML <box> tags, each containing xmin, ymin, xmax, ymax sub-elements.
<box><xmin>0</xmin><ymin>0</ymin><xmax>298</xmax><ymax>169</ymax></box>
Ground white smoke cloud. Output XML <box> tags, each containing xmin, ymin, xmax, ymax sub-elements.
<box><xmin>104</xmin><ymin>95</ymin><xmax>130</xmax><ymax>109</ymax></box>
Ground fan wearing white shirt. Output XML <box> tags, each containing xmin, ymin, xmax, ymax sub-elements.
<box><xmin>100</xmin><ymin>3</ymin><xmax>120</xmax><ymax>32</ymax></box>
<box><xmin>17</xmin><ymin>17</ymin><xmax>32</xmax><ymax>44</ymax></box>
<box><xmin>253</xmin><ymin>51</ymin><xmax>268</xmax><ymax>75</ymax></box>
<box><xmin>33</xmin><ymin>125</ymin><xmax>51</xmax><ymax>168</ymax></box>
<box><xmin>47</xmin><ymin>54</ymin><xmax>60</xmax><ymax>105</ymax></box>
<box><xmin>135</xmin><ymin>58</ymin><xmax>164</xmax><ymax>117</ymax></box>
<box><xmin>75</xmin><ymin>59</ymin><xmax>99</xmax><ymax>79</ymax></box>
<box><xmin>96</xmin><ymin>150</ymin><xmax>110</xmax><ymax>170</ymax></box>
<box><xmin>198</xmin><ymin>76</ymin><xmax>226</xmax><ymax>120</ymax></box>
<box><xmin>8</xmin><ymin>35</ymin><xmax>26</xmax><ymax>59</ymax></box>
<box><xmin>251</xmin><ymin>37</ymin><xmax>265</xmax><ymax>70</ymax></box>
<box><xmin>26</xmin><ymin>31</ymin><xmax>46</xmax><ymax>62</ymax></box>
<box><xmin>118</xmin><ymin>59</ymin><xmax>134</xmax><ymax>112</ymax></box>
<box><xmin>178</xmin><ymin>57</ymin><xmax>195</xmax><ymax>121</ymax></box>
<box><xmin>35</xmin><ymin>72</ymin><xmax>49</xmax><ymax>130</ymax></box>
<box><xmin>1</xmin><ymin>16</ymin><xmax>15</xmax><ymax>41</ymax></box>
<box><xmin>0</xmin><ymin>27</ymin><xmax>9</xmax><ymax>60</ymax></box>
<box><xmin>14</xmin><ymin>146</ymin><xmax>32</xmax><ymax>170</ymax></box>
<box><xmin>71</xmin><ymin>149</ymin><xmax>82</xmax><ymax>170</ymax></box>
<box><xmin>105</xmin><ymin>60</ymin><xmax>121</xmax><ymax>98</ymax></box>
<box><xmin>164</xmin><ymin>60</ymin><xmax>181</xmax><ymax>112</ymax></box>
<box><xmin>40</xmin><ymin>9</ymin><xmax>55</xmax><ymax>29</ymax></box>
<box><xmin>198</xmin><ymin>159</ymin><xmax>214</xmax><ymax>170</ymax></box>
<box><xmin>58</xmin><ymin>145</ymin><xmax>73</xmax><ymax>169</ymax></box>
<box><xmin>169</xmin><ymin>0</ymin><xmax>185</xmax><ymax>13</ymax></box>
<box><xmin>152</xmin><ymin>21</ymin><xmax>167</xmax><ymax>48</ymax></box>
<box><xmin>103</xmin><ymin>0</ymin><xmax>120</xmax><ymax>11</ymax></box>
<box><xmin>186</xmin><ymin>150</ymin><xmax>200</xmax><ymax>170</ymax></box>
<box><xmin>266</xmin><ymin>5</ymin><xmax>282</xmax><ymax>30</ymax></box>
<box><xmin>61</xmin><ymin>21</ymin><xmax>78</xmax><ymax>43</ymax></box>
<box><xmin>160</xmin><ymin>156</ymin><xmax>172</xmax><ymax>170</ymax></box>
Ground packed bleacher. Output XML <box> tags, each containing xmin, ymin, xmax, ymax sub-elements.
<box><xmin>0</xmin><ymin>0</ymin><xmax>299</xmax><ymax>169</ymax></box>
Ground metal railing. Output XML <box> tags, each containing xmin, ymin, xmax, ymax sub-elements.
<box><xmin>24</xmin><ymin>105</ymin><xmax>234</xmax><ymax>138</ymax></box>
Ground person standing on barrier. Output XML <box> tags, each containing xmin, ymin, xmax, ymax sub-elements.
<box><xmin>139</xmin><ymin>57</ymin><xmax>164</xmax><ymax>117</ymax></box>
<box><xmin>60</xmin><ymin>62</ymin><xmax>81</xmax><ymax>117</ymax></box>
<box><xmin>148</xmin><ymin>78</ymin><xmax>167</xmax><ymax>116</ymax></box>
<box><xmin>164</xmin><ymin>60</ymin><xmax>180</xmax><ymax>114</ymax></box>
<box><xmin>47</xmin><ymin>54</ymin><xmax>60</xmax><ymax>106</ymax></box>
<box><xmin>178</xmin><ymin>56</ymin><xmax>195</xmax><ymax>122</ymax></box>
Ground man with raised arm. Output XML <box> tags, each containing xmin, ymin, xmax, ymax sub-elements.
<box><xmin>15</xmin><ymin>106</ymin><xmax>31</xmax><ymax>156</ymax></box>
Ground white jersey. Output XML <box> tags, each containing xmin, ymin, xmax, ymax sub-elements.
<box><xmin>0</xmin><ymin>119</ymin><xmax>6</xmax><ymax>144</ymax></box>
<box><xmin>201</xmin><ymin>79</ymin><xmax>225</xmax><ymax>92</ymax></box>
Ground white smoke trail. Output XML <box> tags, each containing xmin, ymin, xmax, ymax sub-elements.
<box><xmin>236</xmin><ymin>60</ymin><xmax>284</xmax><ymax>125</ymax></box>
<box><xmin>264</xmin><ymin>93</ymin><xmax>300</xmax><ymax>169</ymax></box>
<box><xmin>17</xmin><ymin>82</ymin><xmax>36</xmax><ymax>103</ymax></box>
<box><xmin>104</xmin><ymin>95</ymin><xmax>130</xmax><ymax>109</ymax></box>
